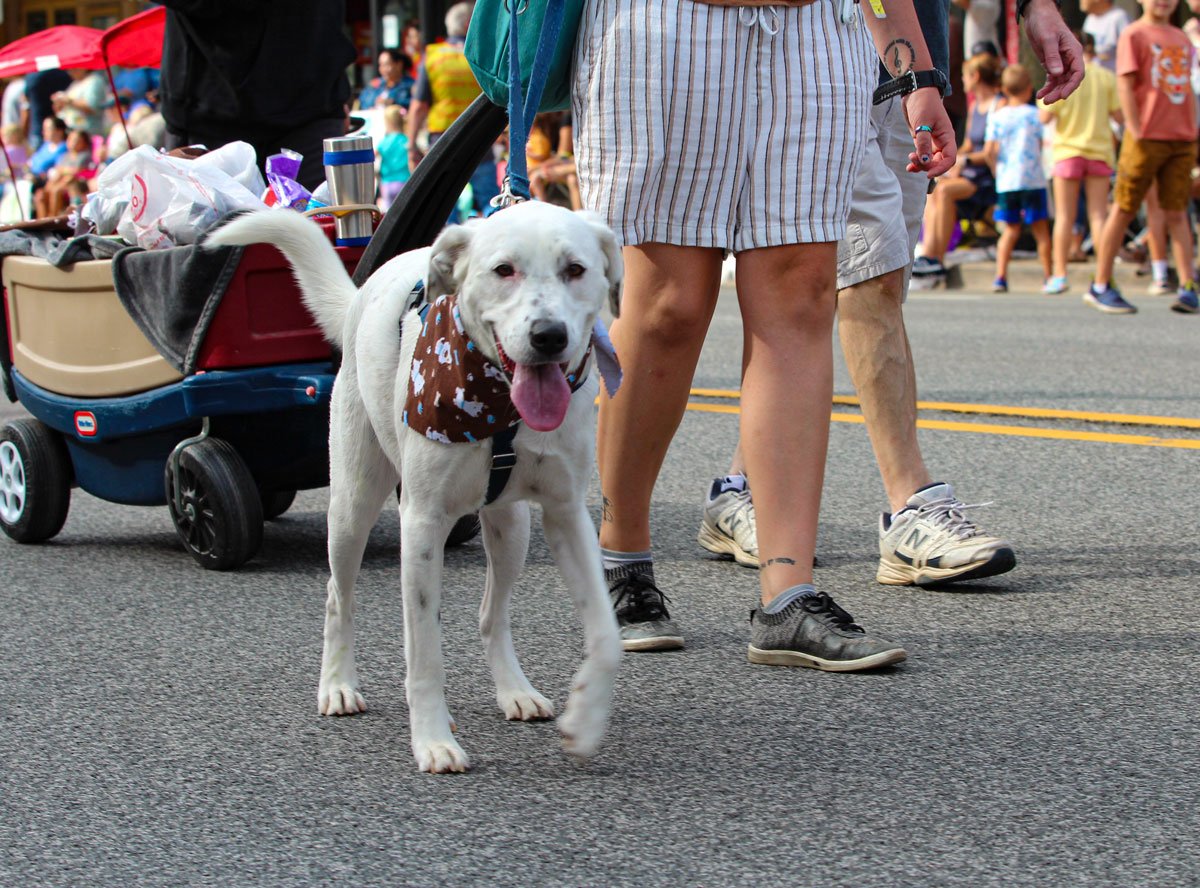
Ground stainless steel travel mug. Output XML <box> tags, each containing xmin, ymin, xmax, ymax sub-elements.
<box><xmin>322</xmin><ymin>135</ymin><xmax>375</xmax><ymax>247</ymax></box>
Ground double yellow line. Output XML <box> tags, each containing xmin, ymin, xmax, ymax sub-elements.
<box><xmin>686</xmin><ymin>388</ymin><xmax>1200</xmax><ymax>451</ymax></box>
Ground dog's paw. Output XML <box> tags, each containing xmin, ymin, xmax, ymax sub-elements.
<box><xmin>559</xmin><ymin>692</ymin><xmax>609</xmax><ymax>761</ymax></box>
<box><xmin>318</xmin><ymin>682</ymin><xmax>367</xmax><ymax>716</ymax></box>
<box><xmin>497</xmin><ymin>688</ymin><xmax>555</xmax><ymax>722</ymax></box>
<box><xmin>413</xmin><ymin>737</ymin><xmax>471</xmax><ymax>774</ymax></box>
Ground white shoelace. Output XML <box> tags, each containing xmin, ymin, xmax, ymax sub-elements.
<box><xmin>738</xmin><ymin>5</ymin><xmax>781</xmax><ymax>35</ymax></box>
<box><xmin>916</xmin><ymin>497</ymin><xmax>992</xmax><ymax>540</ymax></box>
<box><xmin>738</xmin><ymin>1</ymin><xmax>858</xmax><ymax>35</ymax></box>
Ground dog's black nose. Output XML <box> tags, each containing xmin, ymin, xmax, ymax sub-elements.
<box><xmin>529</xmin><ymin>320</ymin><xmax>568</xmax><ymax>357</ymax></box>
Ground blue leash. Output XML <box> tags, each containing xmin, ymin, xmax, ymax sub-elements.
<box><xmin>501</xmin><ymin>0</ymin><xmax>565</xmax><ymax>203</ymax></box>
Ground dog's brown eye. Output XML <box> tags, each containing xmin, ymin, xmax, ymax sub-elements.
<box><xmin>494</xmin><ymin>263</ymin><xmax>515</xmax><ymax>278</ymax></box>
<box><xmin>564</xmin><ymin>263</ymin><xmax>586</xmax><ymax>279</ymax></box>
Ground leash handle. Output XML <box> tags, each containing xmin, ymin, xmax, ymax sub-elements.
<box><xmin>500</xmin><ymin>0</ymin><xmax>566</xmax><ymax>206</ymax></box>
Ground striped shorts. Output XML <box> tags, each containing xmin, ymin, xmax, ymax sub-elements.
<box><xmin>571</xmin><ymin>0</ymin><xmax>875</xmax><ymax>252</ymax></box>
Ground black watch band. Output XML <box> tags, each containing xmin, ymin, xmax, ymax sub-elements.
<box><xmin>872</xmin><ymin>69</ymin><xmax>947</xmax><ymax>106</ymax></box>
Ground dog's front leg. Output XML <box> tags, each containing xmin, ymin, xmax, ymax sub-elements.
<box><xmin>400</xmin><ymin>507</ymin><xmax>469</xmax><ymax>773</ymax></box>
<box><xmin>541</xmin><ymin>501</ymin><xmax>622</xmax><ymax>760</ymax></box>
<box><xmin>480</xmin><ymin>501</ymin><xmax>554</xmax><ymax>721</ymax></box>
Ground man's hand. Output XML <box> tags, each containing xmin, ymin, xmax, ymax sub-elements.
<box><xmin>902</xmin><ymin>88</ymin><xmax>957</xmax><ymax>178</ymax></box>
<box><xmin>1023</xmin><ymin>0</ymin><xmax>1085</xmax><ymax>104</ymax></box>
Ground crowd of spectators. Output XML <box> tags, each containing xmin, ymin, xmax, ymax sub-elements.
<box><xmin>913</xmin><ymin>0</ymin><xmax>1200</xmax><ymax>315</ymax></box>
<box><xmin>0</xmin><ymin>64</ymin><xmax>164</xmax><ymax>221</ymax></box>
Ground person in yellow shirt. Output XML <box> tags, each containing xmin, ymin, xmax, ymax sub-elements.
<box><xmin>1039</xmin><ymin>32</ymin><xmax>1123</xmax><ymax>293</ymax></box>
<box><xmin>406</xmin><ymin>2</ymin><xmax>499</xmax><ymax>216</ymax></box>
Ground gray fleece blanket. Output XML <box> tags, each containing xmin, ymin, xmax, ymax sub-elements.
<box><xmin>110</xmin><ymin>242</ymin><xmax>244</xmax><ymax>374</ymax></box>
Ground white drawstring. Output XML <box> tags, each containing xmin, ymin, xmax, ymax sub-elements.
<box><xmin>738</xmin><ymin>5</ymin><xmax>781</xmax><ymax>35</ymax></box>
<box><xmin>838</xmin><ymin>0</ymin><xmax>858</xmax><ymax>26</ymax></box>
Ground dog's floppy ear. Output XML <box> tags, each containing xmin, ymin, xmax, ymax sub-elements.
<box><xmin>575</xmin><ymin>210</ymin><xmax>623</xmax><ymax>318</ymax></box>
<box><xmin>426</xmin><ymin>223</ymin><xmax>474</xmax><ymax>301</ymax></box>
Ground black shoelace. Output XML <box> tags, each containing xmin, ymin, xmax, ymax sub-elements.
<box><xmin>610</xmin><ymin>574</ymin><xmax>672</xmax><ymax>622</ymax></box>
<box><xmin>804</xmin><ymin>592</ymin><xmax>864</xmax><ymax>634</ymax></box>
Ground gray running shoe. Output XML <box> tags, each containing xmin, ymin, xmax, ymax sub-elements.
<box><xmin>607</xmin><ymin>563</ymin><xmax>684</xmax><ymax>652</ymax></box>
<box><xmin>698</xmin><ymin>478</ymin><xmax>758</xmax><ymax>567</ymax></box>
<box><xmin>748</xmin><ymin>592</ymin><xmax>906</xmax><ymax>672</ymax></box>
<box><xmin>877</xmin><ymin>482</ymin><xmax>1015</xmax><ymax>586</ymax></box>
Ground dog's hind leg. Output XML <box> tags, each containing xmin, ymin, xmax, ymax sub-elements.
<box><xmin>318</xmin><ymin>401</ymin><xmax>397</xmax><ymax>717</ymax></box>
<box><xmin>399</xmin><ymin>503</ymin><xmax>469</xmax><ymax>773</ymax></box>
<box><xmin>479</xmin><ymin>501</ymin><xmax>555</xmax><ymax>722</ymax></box>
<box><xmin>541</xmin><ymin>501</ymin><xmax>623</xmax><ymax>760</ymax></box>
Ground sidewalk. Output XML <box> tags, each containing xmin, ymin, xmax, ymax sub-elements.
<box><xmin>925</xmin><ymin>247</ymin><xmax>1167</xmax><ymax>296</ymax></box>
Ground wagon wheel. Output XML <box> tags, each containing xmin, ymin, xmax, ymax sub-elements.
<box><xmin>165</xmin><ymin>438</ymin><xmax>263</xmax><ymax>570</ymax></box>
<box><xmin>259</xmin><ymin>488</ymin><xmax>297</xmax><ymax>521</ymax></box>
<box><xmin>0</xmin><ymin>418</ymin><xmax>72</xmax><ymax>543</ymax></box>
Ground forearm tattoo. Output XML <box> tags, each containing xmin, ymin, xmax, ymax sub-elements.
<box><xmin>763</xmin><ymin>557</ymin><xmax>797</xmax><ymax>568</ymax></box>
<box><xmin>884</xmin><ymin>38</ymin><xmax>916</xmax><ymax>77</ymax></box>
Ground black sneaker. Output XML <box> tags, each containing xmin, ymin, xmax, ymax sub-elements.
<box><xmin>747</xmin><ymin>592</ymin><xmax>906</xmax><ymax>672</ymax></box>
<box><xmin>606</xmin><ymin>563</ymin><xmax>684</xmax><ymax>652</ymax></box>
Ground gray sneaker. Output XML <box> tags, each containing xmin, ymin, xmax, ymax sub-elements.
<box><xmin>607</xmin><ymin>563</ymin><xmax>684</xmax><ymax>652</ymax></box>
<box><xmin>698</xmin><ymin>478</ymin><xmax>758</xmax><ymax>567</ymax></box>
<box><xmin>748</xmin><ymin>592</ymin><xmax>906</xmax><ymax>672</ymax></box>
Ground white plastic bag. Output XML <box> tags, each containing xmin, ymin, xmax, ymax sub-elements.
<box><xmin>83</xmin><ymin>142</ymin><xmax>268</xmax><ymax>250</ymax></box>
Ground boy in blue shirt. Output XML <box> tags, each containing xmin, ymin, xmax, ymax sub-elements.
<box><xmin>985</xmin><ymin>64</ymin><xmax>1052</xmax><ymax>292</ymax></box>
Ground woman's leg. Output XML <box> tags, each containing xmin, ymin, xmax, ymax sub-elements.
<box><xmin>1031</xmin><ymin>218</ymin><xmax>1052</xmax><ymax>279</ymax></box>
<box><xmin>1083</xmin><ymin>175</ymin><xmax>1111</xmax><ymax>248</ymax></box>
<box><xmin>596</xmin><ymin>243</ymin><xmax>724</xmax><ymax>554</ymax></box>
<box><xmin>734</xmin><ymin>242</ymin><xmax>838</xmax><ymax>604</ymax></box>
<box><xmin>1052</xmin><ymin>176</ymin><xmax>1082</xmax><ymax>279</ymax></box>
<box><xmin>921</xmin><ymin>177</ymin><xmax>977</xmax><ymax>261</ymax></box>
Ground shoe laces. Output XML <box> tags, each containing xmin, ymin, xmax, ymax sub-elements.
<box><xmin>611</xmin><ymin>574</ymin><xmax>672</xmax><ymax>622</ymax></box>
<box><xmin>803</xmin><ymin>592</ymin><xmax>863</xmax><ymax>634</ymax></box>
<box><xmin>914</xmin><ymin>496</ymin><xmax>991</xmax><ymax>540</ymax></box>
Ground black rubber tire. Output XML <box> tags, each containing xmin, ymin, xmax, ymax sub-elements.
<box><xmin>446</xmin><ymin>512</ymin><xmax>481</xmax><ymax>548</ymax></box>
<box><xmin>0</xmin><ymin>418</ymin><xmax>71</xmax><ymax>543</ymax></box>
<box><xmin>260</xmin><ymin>488</ymin><xmax>297</xmax><ymax>521</ymax></box>
<box><xmin>165</xmin><ymin>438</ymin><xmax>263</xmax><ymax>571</ymax></box>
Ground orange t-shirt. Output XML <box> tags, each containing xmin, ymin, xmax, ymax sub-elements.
<box><xmin>1117</xmin><ymin>20</ymin><xmax>1197</xmax><ymax>142</ymax></box>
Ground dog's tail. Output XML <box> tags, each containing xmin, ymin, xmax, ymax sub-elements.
<box><xmin>205</xmin><ymin>211</ymin><xmax>356</xmax><ymax>348</ymax></box>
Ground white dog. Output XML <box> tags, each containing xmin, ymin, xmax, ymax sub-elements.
<box><xmin>207</xmin><ymin>201</ymin><xmax>624</xmax><ymax>773</ymax></box>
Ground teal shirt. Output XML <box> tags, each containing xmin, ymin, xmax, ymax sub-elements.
<box><xmin>378</xmin><ymin>131</ymin><xmax>410</xmax><ymax>184</ymax></box>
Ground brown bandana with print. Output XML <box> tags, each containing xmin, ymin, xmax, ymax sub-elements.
<box><xmin>402</xmin><ymin>293</ymin><xmax>590</xmax><ymax>444</ymax></box>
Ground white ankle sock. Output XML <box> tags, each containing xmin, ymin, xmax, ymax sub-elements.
<box><xmin>601</xmin><ymin>548</ymin><xmax>652</xmax><ymax>576</ymax></box>
<box><xmin>1152</xmin><ymin>260</ymin><xmax>1169</xmax><ymax>284</ymax></box>
<box><xmin>761</xmin><ymin>583</ymin><xmax>817</xmax><ymax>614</ymax></box>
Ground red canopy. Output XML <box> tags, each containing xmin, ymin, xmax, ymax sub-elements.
<box><xmin>0</xmin><ymin>26</ymin><xmax>102</xmax><ymax>78</ymax></box>
<box><xmin>0</xmin><ymin>6</ymin><xmax>164</xmax><ymax>78</ymax></box>
<box><xmin>100</xmin><ymin>6</ymin><xmax>167</xmax><ymax>70</ymax></box>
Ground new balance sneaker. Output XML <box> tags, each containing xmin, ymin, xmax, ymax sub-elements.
<box><xmin>1171</xmin><ymin>284</ymin><xmax>1199</xmax><ymax>314</ymax></box>
<box><xmin>1043</xmin><ymin>276</ymin><xmax>1068</xmax><ymax>295</ymax></box>
<box><xmin>877</xmin><ymin>482</ymin><xmax>1016</xmax><ymax>586</ymax></box>
<box><xmin>607</xmin><ymin>563</ymin><xmax>684</xmax><ymax>652</ymax></box>
<box><xmin>748</xmin><ymin>592</ymin><xmax>907</xmax><ymax>672</ymax></box>
<box><xmin>698</xmin><ymin>478</ymin><xmax>758</xmax><ymax>568</ymax></box>
<box><xmin>1083</xmin><ymin>284</ymin><xmax>1137</xmax><ymax>314</ymax></box>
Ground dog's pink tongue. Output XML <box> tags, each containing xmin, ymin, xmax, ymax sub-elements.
<box><xmin>510</xmin><ymin>363</ymin><xmax>571</xmax><ymax>431</ymax></box>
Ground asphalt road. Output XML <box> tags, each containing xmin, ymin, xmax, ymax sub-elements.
<box><xmin>2</xmin><ymin>282</ymin><xmax>1198</xmax><ymax>886</ymax></box>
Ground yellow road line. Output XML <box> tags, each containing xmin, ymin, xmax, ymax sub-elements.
<box><xmin>687</xmin><ymin>388</ymin><xmax>1200</xmax><ymax>430</ymax></box>
<box><xmin>683</xmin><ymin>402</ymin><xmax>1200</xmax><ymax>450</ymax></box>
